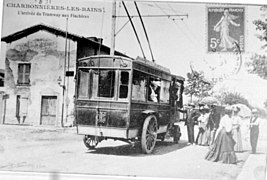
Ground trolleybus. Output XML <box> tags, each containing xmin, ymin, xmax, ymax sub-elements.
<box><xmin>75</xmin><ymin>55</ymin><xmax>185</xmax><ymax>154</ymax></box>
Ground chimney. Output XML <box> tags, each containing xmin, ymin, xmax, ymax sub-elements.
<box><xmin>87</xmin><ymin>37</ymin><xmax>103</xmax><ymax>44</ymax></box>
<box><xmin>97</xmin><ymin>38</ymin><xmax>103</xmax><ymax>44</ymax></box>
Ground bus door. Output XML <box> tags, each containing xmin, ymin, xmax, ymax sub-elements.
<box><xmin>169</xmin><ymin>77</ymin><xmax>184</xmax><ymax>123</ymax></box>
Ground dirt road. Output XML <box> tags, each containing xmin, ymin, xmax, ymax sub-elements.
<box><xmin>0</xmin><ymin>119</ymin><xmax>266</xmax><ymax>179</ymax></box>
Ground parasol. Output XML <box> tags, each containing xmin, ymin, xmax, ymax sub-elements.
<box><xmin>199</xmin><ymin>96</ymin><xmax>220</xmax><ymax>105</ymax></box>
<box><xmin>231</xmin><ymin>103</ymin><xmax>251</xmax><ymax>118</ymax></box>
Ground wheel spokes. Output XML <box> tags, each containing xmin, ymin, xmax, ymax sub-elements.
<box><xmin>145</xmin><ymin>119</ymin><xmax>157</xmax><ymax>150</ymax></box>
<box><xmin>85</xmin><ymin>136</ymin><xmax>98</xmax><ymax>148</ymax></box>
<box><xmin>141</xmin><ymin>116</ymin><xmax>158</xmax><ymax>153</ymax></box>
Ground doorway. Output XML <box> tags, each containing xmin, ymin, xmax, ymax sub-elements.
<box><xmin>40</xmin><ymin>96</ymin><xmax>57</xmax><ymax>126</ymax></box>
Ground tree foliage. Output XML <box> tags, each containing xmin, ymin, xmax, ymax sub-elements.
<box><xmin>246</xmin><ymin>6</ymin><xmax>267</xmax><ymax>79</ymax></box>
<box><xmin>216</xmin><ymin>92</ymin><xmax>250</xmax><ymax>107</ymax></box>
<box><xmin>184</xmin><ymin>70</ymin><xmax>213</xmax><ymax>101</ymax></box>
<box><xmin>253</xmin><ymin>6</ymin><xmax>267</xmax><ymax>49</ymax></box>
<box><xmin>247</xmin><ymin>54</ymin><xmax>267</xmax><ymax>79</ymax></box>
<box><xmin>264</xmin><ymin>99</ymin><xmax>267</xmax><ymax>109</ymax></box>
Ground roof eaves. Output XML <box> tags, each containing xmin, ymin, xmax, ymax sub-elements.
<box><xmin>1</xmin><ymin>23</ymin><xmax>130</xmax><ymax>58</ymax></box>
<box><xmin>1</xmin><ymin>23</ymin><xmax>82</xmax><ymax>43</ymax></box>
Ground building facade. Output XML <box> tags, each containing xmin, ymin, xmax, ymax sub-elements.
<box><xmin>1</xmin><ymin>24</ymin><xmax>126</xmax><ymax>127</ymax></box>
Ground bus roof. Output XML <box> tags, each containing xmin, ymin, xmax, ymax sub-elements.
<box><xmin>77</xmin><ymin>55</ymin><xmax>184</xmax><ymax>81</ymax></box>
<box><xmin>171</xmin><ymin>74</ymin><xmax>185</xmax><ymax>81</ymax></box>
<box><xmin>134</xmin><ymin>56</ymin><xmax>171</xmax><ymax>74</ymax></box>
<box><xmin>78</xmin><ymin>55</ymin><xmax>134</xmax><ymax>62</ymax></box>
<box><xmin>78</xmin><ymin>55</ymin><xmax>171</xmax><ymax>73</ymax></box>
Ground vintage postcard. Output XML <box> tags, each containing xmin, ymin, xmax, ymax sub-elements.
<box><xmin>0</xmin><ymin>0</ymin><xmax>266</xmax><ymax>179</ymax></box>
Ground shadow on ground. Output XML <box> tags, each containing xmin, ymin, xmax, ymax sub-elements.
<box><xmin>86</xmin><ymin>140</ymin><xmax>188</xmax><ymax>156</ymax></box>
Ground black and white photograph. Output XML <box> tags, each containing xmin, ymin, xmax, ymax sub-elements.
<box><xmin>0</xmin><ymin>0</ymin><xmax>266</xmax><ymax>180</ymax></box>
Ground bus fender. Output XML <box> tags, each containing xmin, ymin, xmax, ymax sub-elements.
<box><xmin>142</xmin><ymin>110</ymin><xmax>156</xmax><ymax>115</ymax></box>
<box><xmin>141</xmin><ymin>110</ymin><xmax>160</xmax><ymax>131</ymax></box>
<box><xmin>141</xmin><ymin>110</ymin><xmax>161</xmax><ymax>119</ymax></box>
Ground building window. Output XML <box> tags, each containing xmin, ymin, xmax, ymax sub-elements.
<box><xmin>18</xmin><ymin>64</ymin><xmax>31</xmax><ymax>85</ymax></box>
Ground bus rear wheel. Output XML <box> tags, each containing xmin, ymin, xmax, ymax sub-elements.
<box><xmin>141</xmin><ymin>115</ymin><xmax>158</xmax><ymax>154</ymax></box>
<box><xmin>83</xmin><ymin>135</ymin><xmax>98</xmax><ymax>149</ymax></box>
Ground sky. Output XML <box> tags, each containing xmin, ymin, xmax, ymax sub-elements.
<box><xmin>0</xmin><ymin>0</ymin><xmax>265</xmax><ymax>76</ymax></box>
<box><xmin>0</xmin><ymin>0</ymin><xmax>267</xmax><ymax>107</ymax></box>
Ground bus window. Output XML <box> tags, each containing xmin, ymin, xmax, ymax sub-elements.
<box><xmin>169</xmin><ymin>79</ymin><xmax>183</xmax><ymax>107</ymax></box>
<box><xmin>176</xmin><ymin>80</ymin><xmax>184</xmax><ymax>108</ymax></box>
<box><xmin>148</xmin><ymin>78</ymin><xmax>161</xmax><ymax>103</ymax></box>
<box><xmin>98</xmin><ymin>70</ymin><xmax>115</xmax><ymax>98</ymax></box>
<box><xmin>132</xmin><ymin>71</ymin><xmax>146</xmax><ymax>101</ymax></box>
<box><xmin>119</xmin><ymin>71</ymin><xmax>129</xmax><ymax>99</ymax></box>
<box><xmin>78</xmin><ymin>69</ymin><xmax>90</xmax><ymax>98</ymax></box>
<box><xmin>160</xmin><ymin>80</ymin><xmax>170</xmax><ymax>103</ymax></box>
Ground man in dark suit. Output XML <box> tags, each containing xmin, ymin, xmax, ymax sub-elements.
<box><xmin>185</xmin><ymin>103</ymin><xmax>200</xmax><ymax>145</ymax></box>
<box><xmin>207</xmin><ymin>105</ymin><xmax>221</xmax><ymax>146</ymax></box>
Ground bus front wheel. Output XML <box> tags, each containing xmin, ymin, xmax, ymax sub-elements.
<box><xmin>141</xmin><ymin>115</ymin><xmax>158</xmax><ymax>154</ymax></box>
<box><xmin>173</xmin><ymin>125</ymin><xmax>181</xmax><ymax>144</ymax></box>
<box><xmin>83</xmin><ymin>135</ymin><xmax>98</xmax><ymax>149</ymax></box>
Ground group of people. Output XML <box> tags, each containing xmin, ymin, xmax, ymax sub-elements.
<box><xmin>184</xmin><ymin>103</ymin><xmax>260</xmax><ymax>164</ymax></box>
<box><xmin>185</xmin><ymin>104</ymin><xmax>221</xmax><ymax>147</ymax></box>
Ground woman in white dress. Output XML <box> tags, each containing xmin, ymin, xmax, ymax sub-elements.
<box><xmin>231</xmin><ymin>107</ymin><xmax>243</xmax><ymax>152</ymax></box>
<box><xmin>196</xmin><ymin>107</ymin><xmax>210</xmax><ymax>146</ymax></box>
<box><xmin>205</xmin><ymin>107</ymin><xmax>237</xmax><ymax>164</ymax></box>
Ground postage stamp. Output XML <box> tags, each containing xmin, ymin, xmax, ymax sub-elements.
<box><xmin>207</xmin><ymin>6</ymin><xmax>245</xmax><ymax>53</ymax></box>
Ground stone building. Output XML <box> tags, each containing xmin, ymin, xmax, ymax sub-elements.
<box><xmin>1</xmin><ymin>24</ymin><xmax>127</xmax><ymax>126</ymax></box>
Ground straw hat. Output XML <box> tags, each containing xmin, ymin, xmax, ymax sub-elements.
<box><xmin>188</xmin><ymin>103</ymin><xmax>195</xmax><ymax>108</ymax></box>
<box><xmin>224</xmin><ymin>106</ymin><xmax>232</xmax><ymax>114</ymax></box>
<box><xmin>203</xmin><ymin>105</ymin><xmax>209</xmax><ymax>109</ymax></box>
<box><xmin>232</xmin><ymin>106</ymin><xmax>240</xmax><ymax>112</ymax></box>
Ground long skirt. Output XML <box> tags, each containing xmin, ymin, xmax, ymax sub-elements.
<box><xmin>250</xmin><ymin>126</ymin><xmax>259</xmax><ymax>154</ymax></box>
<box><xmin>232</xmin><ymin>127</ymin><xmax>243</xmax><ymax>152</ymax></box>
<box><xmin>196</xmin><ymin>127</ymin><xmax>208</xmax><ymax>146</ymax></box>
<box><xmin>205</xmin><ymin>128</ymin><xmax>237</xmax><ymax>164</ymax></box>
<box><xmin>209</xmin><ymin>128</ymin><xmax>217</xmax><ymax>146</ymax></box>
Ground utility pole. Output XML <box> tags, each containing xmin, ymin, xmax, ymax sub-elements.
<box><xmin>61</xmin><ymin>18</ymin><xmax>68</xmax><ymax>127</ymax></box>
<box><xmin>110</xmin><ymin>0</ymin><xmax>116</xmax><ymax>56</ymax></box>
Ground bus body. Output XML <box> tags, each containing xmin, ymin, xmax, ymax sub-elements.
<box><xmin>76</xmin><ymin>55</ymin><xmax>184</xmax><ymax>153</ymax></box>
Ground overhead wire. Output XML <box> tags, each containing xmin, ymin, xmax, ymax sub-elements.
<box><xmin>114</xmin><ymin>1</ymin><xmax>134</xmax><ymax>37</ymax></box>
<box><xmin>167</xmin><ymin>3</ymin><xmax>204</xmax><ymax>47</ymax></box>
<box><xmin>152</xmin><ymin>2</ymin><xmax>208</xmax><ymax>77</ymax></box>
<box><xmin>143</xmin><ymin>2</ymin><xmax>199</xmax><ymax>48</ymax></box>
<box><xmin>166</xmin><ymin>3</ymin><xmax>242</xmax><ymax>79</ymax></box>
<box><xmin>167</xmin><ymin>3</ymin><xmax>201</xmax><ymax>48</ymax></box>
<box><xmin>141</xmin><ymin>2</ymin><xmax>175</xmax><ymax>12</ymax></box>
<box><xmin>153</xmin><ymin>2</ymin><xmax>199</xmax><ymax>49</ymax></box>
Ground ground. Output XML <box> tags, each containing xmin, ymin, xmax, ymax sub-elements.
<box><xmin>0</xmin><ymin>118</ymin><xmax>266</xmax><ymax>180</ymax></box>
